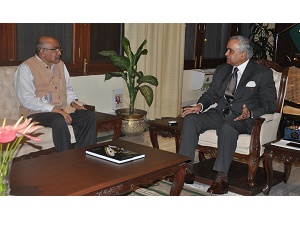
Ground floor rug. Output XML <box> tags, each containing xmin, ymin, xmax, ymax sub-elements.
<box><xmin>128</xmin><ymin>180</ymin><xmax>240</xmax><ymax>196</ymax></box>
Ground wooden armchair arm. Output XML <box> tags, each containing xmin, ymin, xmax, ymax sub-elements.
<box><xmin>284</xmin><ymin>100</ymin><xmax>300</xmax><ymax>108</ymax></box>
<box><xmin>249</xmin><ymin>113</ymin><xmax>282</xmax><ymax>157</ymax></box>
<box><xmin>249</xmin><ymin>117</ymin><xmax>265</xmax><ymax>157</ymax></box>
<box><xmin>74</xmin><ymin>100</ymin><xmax>95</xmax><ymax>111</ymax></box>
<box><xmin>83</xmin><ymin>104</ymin><xmax>95</xmax><ymax>111</ymax></box>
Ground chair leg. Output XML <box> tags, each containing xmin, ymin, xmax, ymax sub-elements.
<box><xmin>247</xmin><ymin>155</ymin><xmax>260</xmax><ymax>188</ymax></box>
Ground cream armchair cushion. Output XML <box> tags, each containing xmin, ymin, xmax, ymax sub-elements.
<box><xmin>0</xmin><ymin>66</ymin><xmax>75</xmax><ymax>159</ymax></box>
<box><xmin>198</xmin><ymin>113</ymin><xmax>281</xmax><ymax>156</ymax></box>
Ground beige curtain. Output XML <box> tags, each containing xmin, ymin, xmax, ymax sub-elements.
<box><xmin>124</xmin><ymin>23</ymin><xmax>185</xmax><ymax>120</ymax></box>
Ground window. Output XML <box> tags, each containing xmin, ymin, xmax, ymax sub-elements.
<box><xmin>184</xmin><ymin>23</ymin><xmax>251</xmax><ymax>69</ymax></box>
<box><xmin>87</xmin><ymin>23</ymin><xmax>123</xmax><ymax>74</ymax></box>
<box><xmin>0</xmin><ymin>23</ymin><xmax>123</xmax><ymax>76</ymax></box>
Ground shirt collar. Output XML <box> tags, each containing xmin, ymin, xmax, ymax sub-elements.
<box><xmin>35</xmin><ymin>54</ymin><xmax>54</xmax><ymax>70</ymax></box>
<box><xmin>234</xmin><ymin>59</ymin><xmax>249</xmax><ymax>75</ymax></box>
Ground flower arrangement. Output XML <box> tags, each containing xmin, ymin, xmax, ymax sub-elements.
<box><xmin>0</xmin><ymin>116</ymin><xmax>43</xmax><ymax>195</ymax></box>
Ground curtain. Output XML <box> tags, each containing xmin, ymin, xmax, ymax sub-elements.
<box><xmin>124</xmin><ymin>23</ymin><xmax>185</xmax><ymax>120</ymax></box>
<box><xmin>16</xmin><ymin>23</ymin><xmax>73</xmax><ymax>62</ymax></box>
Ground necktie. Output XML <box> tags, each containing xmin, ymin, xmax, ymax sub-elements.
<box><xmin>225</xmin><ymin>67</ymin><xmax>239</xmax><ymax>101</ymax></box>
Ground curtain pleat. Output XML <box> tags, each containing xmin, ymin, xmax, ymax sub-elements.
<box><xmin>125</xmin><ymin>23</ymin><xmax>185</xmax><ymax>120</ymax></box>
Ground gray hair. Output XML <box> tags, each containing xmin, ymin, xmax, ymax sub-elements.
<box><xmin>229</xmin><ymin>35</ymin><xmax>254</xmax><ymax>59</ymax></box>
<box><xmin>35</xmin><ymin>39</ymin><xmax>46</xmax><ymax>54</ymax></box>
<box><xmin>35</xmin><ymin>36</ymin><xmax>57</xmax><ymax>55</ymax></box>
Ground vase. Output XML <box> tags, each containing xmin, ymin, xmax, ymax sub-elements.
<box><xmin>0</xmin><ymin>161</ymin><xmax>12</xmax><ymax>196</ymax></box>
<box><xmin>115</xmin><ymin>108</ymin><xmax>147</xmax><ymax>136</ymax></box>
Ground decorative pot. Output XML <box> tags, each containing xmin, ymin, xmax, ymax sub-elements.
<box><xmin>0</xmin><ymin>161</ymin><xmax>12</xmax><ymax>196</ymax></box>
<box><xmin>115</xmin><ymin>108</ymin><xmax>147</xmax><ymax>136</ymax></box>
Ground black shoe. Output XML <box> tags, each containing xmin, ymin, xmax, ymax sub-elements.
<box><xmin>207</xmin><ymin>178</ymin><xmax>229</xmax><ymax>194</ymax></box>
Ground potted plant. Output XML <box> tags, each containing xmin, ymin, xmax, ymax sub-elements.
<box><xmin>99</xmin><ymin>37</ymin><xmax>158</xmax><ymax>135</ymax></box>
<box><xmin>249</xmin><ymin>23</ymin><xmax>276</xmax><ymax>60</ymax></box>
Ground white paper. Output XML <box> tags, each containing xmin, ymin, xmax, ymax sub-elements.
<box><xmin>271</xmin><ymin>139</ymin><xmax>300</xmax><ymax>151</ymax></box>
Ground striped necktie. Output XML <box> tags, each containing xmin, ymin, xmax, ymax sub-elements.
<box><xmin>225</xmin><ymin>67</ymin><xmax>239</xmax><ymax>101</ymax></box>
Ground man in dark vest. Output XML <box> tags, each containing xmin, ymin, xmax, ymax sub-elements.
<box><xmin>14</xmin><ymin>36</ymin><xmax>96</xmax><ymax>152</ymax></box>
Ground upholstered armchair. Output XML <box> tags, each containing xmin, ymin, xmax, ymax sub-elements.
<box><xmin>0</xmin><ymin>66</ymin><xmax>95</xmax><ymax>160</ymax></box>
<box><xmin>196</xmin><ymin>59</ymin><xmax>288</xmax><ymax>189</ymax></box>
<box><xmin>279</xmin><ymin>65</ymin><xmax>300</xmax><ymax>137</ymax></box>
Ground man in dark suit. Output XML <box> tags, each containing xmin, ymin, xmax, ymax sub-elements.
<box><xmin>178</xmin><ymin>35</ymin><xmax>277</xmax><ymax>194</ymax></box>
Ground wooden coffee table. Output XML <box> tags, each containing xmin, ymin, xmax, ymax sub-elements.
<box><xmin>149</xmin><ymin>117</ymin><xmax>183</xmax><ymax>153</ymax></box>
<box><xmin>10</xmin><ymin>139</ymin><xmax>189</xmax><ymax>196</ymax></box>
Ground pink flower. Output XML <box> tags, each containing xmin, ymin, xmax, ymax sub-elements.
<box><xmin>1</xmin><ymin>117</ymin><xmax>44</xmax><ymax>162</ymax></box>
<box><xmin>1</xmin><ymin>117</ymin><xmax>43</xmax><ymax>143</ymax></box>
<box><xmin>0</xmin><ymin>129</ymin><xmax>17</xmax><ymax>144</ymax></box>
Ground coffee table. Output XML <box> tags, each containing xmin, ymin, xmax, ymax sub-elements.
<box><xmin>149</xmin><ymin>117</ymin><xmax>183</xmax><ymax>153</ymax></box>
<box><xmin>10</xmin><ymin>139</ymin><xmax>189</xmax><ymax>196</ymax></box>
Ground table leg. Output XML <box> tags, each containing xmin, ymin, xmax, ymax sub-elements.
<box><xmin>262</xmin><ymin>149</ymin><xmax>273</xmax><ymax>196</ymax></box>
<box><xmin>174</xmin><ymin>132</ymin><xmax>181</xmax><ymax>154</ymax></box>
<box><xmin>112</xmin><ymin>120</ymin><xmax>122</xmax><ymax>140</ymax></box>
<box><xmin>149</xmin><ymin>126</ymin><xmax>159</xmax><ymax>149</ymax></box>
<box><xmin>170</xmin><ymin>163</ymin><xmax>186</xmax><ymax>196</ymax></box>
<box><xmin>284</xmin><ymin>162</ymin><xmax>292</xmax><ymax>183</ymax></box>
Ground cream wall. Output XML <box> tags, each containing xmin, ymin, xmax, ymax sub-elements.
<box><xmin>182</xmin><ymin>70</ymin><xmax>202</xmax><ymax>107</ymax></box>
<box><xmin>71</xmin><ymin>70</ymin><xmax>207</xmax><ymax>114</ymax></box>
<box><xmin>182</xmin><ymin>69</ymin><xmax>215</xmax><ymax>107</ymax></box>
<box><xmin>70</xmin><ymin>74</ymin><xmax>123</xmax><ymax>114</ymax></box>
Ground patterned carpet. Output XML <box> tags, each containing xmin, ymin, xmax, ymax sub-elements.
<box><xmin>128</xmin><ymin>180</ymin><xmax>240</xmax><ymax>196</ymax></box>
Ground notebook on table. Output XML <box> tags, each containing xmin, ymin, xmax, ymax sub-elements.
<box><xmin>86</xmin><ymin>145</ymin><xmax>145</xmax><ymax>164</ymax></box>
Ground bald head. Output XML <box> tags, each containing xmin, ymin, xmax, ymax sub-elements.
<box><xmin>35</xmin><ymin>36</ymin><xmax>62</xmax><ymax>65</ymax></box>
<box><xmin>35</xmin><ymin>36</ymin><xmax>59</xmax><ymax>54</ymax></box>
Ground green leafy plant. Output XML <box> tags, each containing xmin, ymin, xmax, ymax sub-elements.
<box><xmin>99</xmin><ymin>37</ymin><xmax>158</xmax><ymax>115</ymax></box>
<box><xmin>249</xmin><ymin>23</ymin><xmax>276</xmax><ymax>60</ymax></box>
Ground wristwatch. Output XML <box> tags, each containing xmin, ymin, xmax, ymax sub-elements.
<box><xmin>70</xmin><ymin>101</ymin><xmax>76</xmax><ymax>107</ymax></box>
<box><xmin>249</xmin><ymin>110</ymin><xmax>253</xmax><ymax>119</ymax></box>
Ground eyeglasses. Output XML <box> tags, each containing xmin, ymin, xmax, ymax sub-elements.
<box><xmin>43</xmin><ymin>47</ymin><xmax>62</xmax><ymax>52</ymax></box>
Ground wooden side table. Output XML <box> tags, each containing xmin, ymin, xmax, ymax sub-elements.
<box><xmin>262</xmin><ymin>141</ymin><xmax>300</xmax><ymax>195</ymax></box>
<box><xmin>94</xmin><ymin>112</ymin><xmax>122</xmax><ymax>140</ymax></box>
<box><xmin>149</xmin><ymin>117</ymin><xmax>183</xmax><ymax>153</ymax></box>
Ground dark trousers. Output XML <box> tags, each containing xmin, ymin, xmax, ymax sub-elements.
<box><xmin>178</xmin><ymin>108</ymin><xmax>253</xmax><ymax>174</ymax></box>
<box><xmin>29</xmin><ymin>110</ymin><xmax>97</xmax><ymax>152</ymax></box>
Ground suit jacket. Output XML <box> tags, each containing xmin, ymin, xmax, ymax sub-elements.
<box><xmin>197</xmin><ymin>60</ymin><xmax>277</xmax><ymax>120</ymax></box>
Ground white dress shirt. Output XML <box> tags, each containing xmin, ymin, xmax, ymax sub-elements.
<box><xmin>235</xmin><ymin>59</ymin><xmax>249</xmax><ymax>87</ymax></box>
<box><xmin>197</xmin><ymin>59</ymin><xmax>250</xmax><ymax>112</ymax></box>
